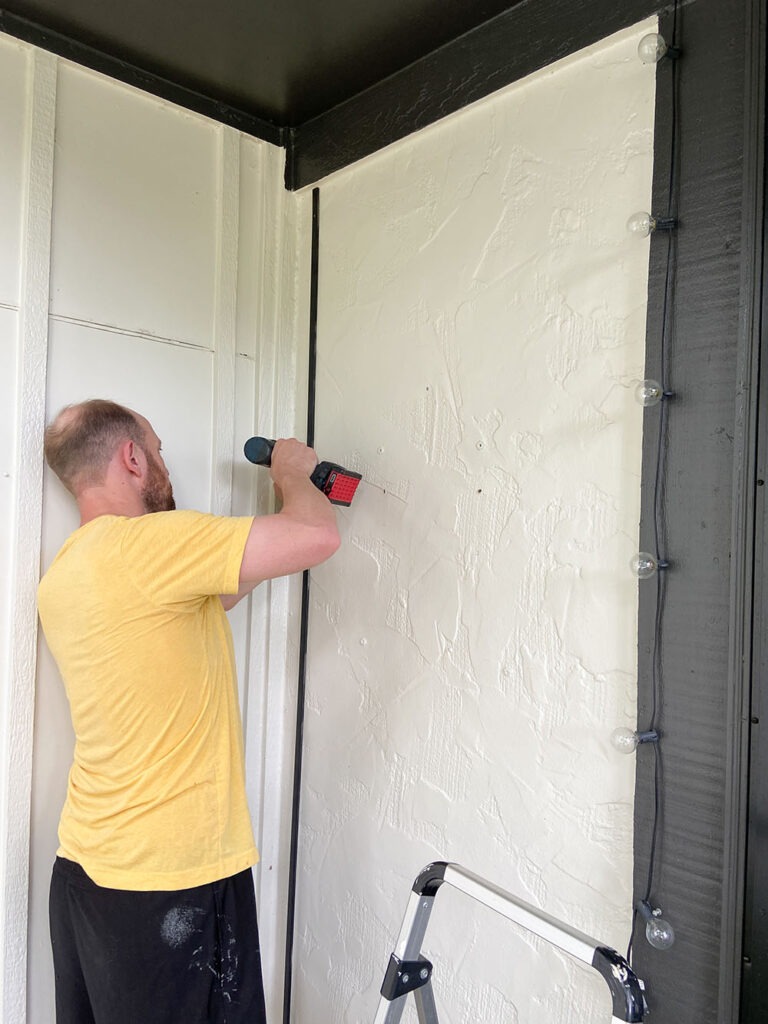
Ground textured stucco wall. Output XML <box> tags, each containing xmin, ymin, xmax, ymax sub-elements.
<box><xmin>295</xmin><ymin>21</ymin><xmax>656</xmax><ymax>1023</ymax></box>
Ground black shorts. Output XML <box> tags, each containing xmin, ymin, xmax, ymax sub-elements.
<box><xmin>49</xmin><ymin>857</ymin><xmax>267</xmax><ymax>1024</ymax></box>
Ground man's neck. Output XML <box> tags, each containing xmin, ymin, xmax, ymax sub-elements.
<box><xmin>77</xmin><ymin>487</ymin><xmax>146</xmax><ymax>527</ymax></box>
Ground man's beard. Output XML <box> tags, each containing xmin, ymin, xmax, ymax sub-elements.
<box><xmin>142</xmin><ymin>456</ymin><xmax>175</xmax><ymax>513</ymax></box>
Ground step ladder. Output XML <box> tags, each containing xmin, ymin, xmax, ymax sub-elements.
<box><xmin>373</xmin><ymin>862</ymin><xmax>646</xmax><ymax>1023</ymax></box>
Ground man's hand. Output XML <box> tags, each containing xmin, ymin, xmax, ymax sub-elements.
<box><xmin>269</xmin><ymin>438</ymin><xmax>317</xmax><ymax>505</ymax></box>
<box><xmin>270</xmin><ymin>438</ymin><xmax>318</xmax><ymax>481</ymax></box>
<box><xmin>225</xmin><ymin>438</ymin><xmax>340</xmax><ymax>607</ymax></box>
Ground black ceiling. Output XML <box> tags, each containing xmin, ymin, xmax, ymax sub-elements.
<box><xmin>0</xmin><ymin>0</ymin><xmax>522</xmax><ymax>128</ymax></box>
<box><xmin>0</xmin><ymin>0</ymin><xmax>663</xmax><ymax>189</ymax></box>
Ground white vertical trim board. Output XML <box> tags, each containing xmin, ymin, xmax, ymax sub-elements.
<box><xmin>244</xmin><ymin>144</ymin><xmax>313</xmax><ymax>1023</ymax></box>
<box><xmin>239</xmin><ymin>135</ymin><xmax>270</xmax><ymax>837</ymax></box>
<box><xmin>0</xmin><ymin>47</ymin><xmax>56</xmax><ymax>1024</ymax></box>
<box><xmin>246</xmin><ymin>141</ymin><xmax>295</xmax><ymax>1022</ymax></box>
<box><xmin>210</xmin><ymin>125</ymin><xmax>240</xmax><ymax>517</ymax></box>
<box><xmin>243</xmin><ymin>138</ymin><xmax>281</xmax><ymax>1019</ymax></box>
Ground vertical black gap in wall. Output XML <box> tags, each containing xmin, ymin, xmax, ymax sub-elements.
<box><xmin>726</xmin><ymin>3</ymin><xmax>767</xmax><ymax>1019</ymax></box>
<box><xmin>284</xmin><ymin>127</ymin><xmax>298</xmax><ymax>193</ymax></box>
<box><xmin>283</xmin><ymin>187</ymin><xmax>320</xmax><ymax>1024</ymax></box>
<box><xmin>739</xmin><ymin>73</ymin><xmax>768</xmax><ymax>1022</ymax></box>
<box><xmin>306</xmin><ymin>189</ymin><xmax>320</xmax><ymax>450</ymax></box>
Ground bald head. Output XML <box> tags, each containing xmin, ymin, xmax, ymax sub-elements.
<box><xmin>44</xmin><ymin>400</ymin><xmax>147</xmax><ymax>495</ymax></box>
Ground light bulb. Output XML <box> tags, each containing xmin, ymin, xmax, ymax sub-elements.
<box><xmin>635</xmin><ymin>379</ymin><xmax>663</xmax><ymax>406</ymax></box>
<box><xmin>627</xmin><ymin>211</ymin><xmax>654</xmax><ymax>237</ymax></box>
<box><xmin>627</xmin><ymin>212</ymin><xmax>678</xmax><ymax>238</ymax></box>
<box><xmin>637</xmin><ymin>901</ymin><xmax>676</xmax><ymax>950</ymax></box>
<box><xmin>611</xmin><ymin>728</ymin><xmax>660</xmax><ymax>753</ymax></box>
<box><xmin>646</xmin><ymin>914</ymin><xmax>675</xmax><ymax>950</ymax></box>
<box><xmin>611</xmin><ymin>727</ymin><xmax>640</xmax><ymax>753</ymax></box>
<box><xmin>631</xmin><ymin>553</ymin><xmax>670</xmax><ymax>578</ymax></box>
<box><xmin>638</xmin><ymin>33</ymin><xmax>669</xmax><ymax>64</ymax></box>
<box><xmin>631</xmin><ymin>552</ymin><xmax>658</xmax><ymax>578</ymax></box>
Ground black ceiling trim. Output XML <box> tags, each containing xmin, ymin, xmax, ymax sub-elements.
<box><xmin>0</xmin><ymin>9</ymin><xmax>284</xmax><ymax>147</ymax></box>
<box><xmin>286</xmin><ymin>0</ymin><xmax>662</xmax><ymax>190</ymax></box>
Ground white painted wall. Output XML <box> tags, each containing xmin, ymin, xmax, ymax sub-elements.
<box><xmin>1</xmin><ymin>40</ymin><xmax>56</xmax><ymax>1024</ymax></box>
<box><xmin>296</xmin><ymin>21</ymin><xmax>656</xmax><ymax>1024</ymax></box>
<box><xmin>0</xmin><ymin>35</ymin><xmax>311</xmax><ymax>1024</ymax></box>
<box><xmin>1</xmin><ymin>18</ymin><xmax>656</xmax><ymax>1024</ymax></box>
<box><xmin>0</xmin><ymin>35</ymin><xmax>27</xmax><ymax>766</ymax></box>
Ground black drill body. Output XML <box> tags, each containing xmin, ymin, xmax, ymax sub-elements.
<box><xmin>243</xmin><ymin>437</ymin><xmax>362</xmax><ymax>507</ymax></box>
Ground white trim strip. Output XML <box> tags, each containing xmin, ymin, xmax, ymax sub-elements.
<box><xmin>246</xmin><ymin>144</ymin><xmax>313</xmax><ymax>1024</ymax></box>
<box><xmin>1</xmin><ymin>47</ymin><xmax>56</xmax><ymax>1024</ymax></box>
<box><xmin>248</xmin><ymin>141</ymin><xmax>296</xmax><ymax>1024</ymax></box>
<box><xmin>210</xmin><ymin>125</ymin><xmax>240</xmax><ymax>517</ymax></box>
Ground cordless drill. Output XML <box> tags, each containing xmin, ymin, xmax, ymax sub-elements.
<box><xmin>243</xmin><ymin>437</ymin><xmax>362</xmax><ymax>507</ymax></box>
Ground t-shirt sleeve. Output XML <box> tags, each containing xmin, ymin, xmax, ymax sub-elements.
<box><xmin>120</xmin><ymin>510</ymin><xmax>254</xmax><ymax>607</ymax></box>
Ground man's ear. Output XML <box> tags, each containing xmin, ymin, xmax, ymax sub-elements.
<box><xmin>119</xmin><ymin>439</ymin><xmax>145</xmax><ymax>478</ymax></box>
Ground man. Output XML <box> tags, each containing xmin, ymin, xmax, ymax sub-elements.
<box><xmin>37</xmin><ymin>399</ymin><xmax>340</xmax><ymax>1024</ymax></box>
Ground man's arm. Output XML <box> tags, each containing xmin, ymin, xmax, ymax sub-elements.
<box><xmin>220</xmin><ymin>438</ymin><xmax>340</xmax><ymax>611</ymax></box>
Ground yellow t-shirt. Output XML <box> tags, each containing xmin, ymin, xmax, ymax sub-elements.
<box><xmin>37</xmin><ymin>509</ymin><xmax>258</xmax><ymax>891</ymax></box>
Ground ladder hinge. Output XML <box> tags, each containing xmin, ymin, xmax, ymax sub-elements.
<box><xmin>380</xmin><ymin>955</ymin><xmax>434</xmax><ymax>1001</ymax></box>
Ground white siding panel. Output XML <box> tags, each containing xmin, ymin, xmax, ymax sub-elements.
<box><xmin>44</xmin><ymin>320</ymin><xmax>215</xmax><ymax>510</ymax></box>
<box><xmin>0</xmin><ymin>34</ymin><xmax>300</xmax><ymax>1024</ymax></box>
<box><xmin>28</xmin><ymin>319</ymin><xmax>217</xmax><ymax>1024</ymax></box>
<box><xmin>0</xmin><ymin>36</ymin><xmax>28</xmax><ymax>307</ymax></box>
<box><xmin>50</xmin><ymin>64</ymin><xmax>219</xmax><ymax>348</ymax></box>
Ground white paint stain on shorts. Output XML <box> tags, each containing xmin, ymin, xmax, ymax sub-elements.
<box><xmin>160</xmin><ymin>906</ymin><xmax>205</xmax><ymax>949</ymax></box>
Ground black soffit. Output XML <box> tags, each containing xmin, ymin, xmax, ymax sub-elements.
<box><xmin>0</xmin><ymin>1</ymin><xmax>525</xmax><ymax>127</ymax></box>
<box><xmin>0</xmin><ymin>0</ymin><xmax>661</xmax><ymax>188</ymax></box>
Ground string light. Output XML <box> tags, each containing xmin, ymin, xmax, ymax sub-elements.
<box><xmin>636</xmin><ymin>900</ymin><xmax>676</xmax><ymax>951</ymax></box>
<box><xmin>637</xmin><ymin>33</ymin><xmax>681</xmax><ymax>64</ymax></box>
<box><xmin>634</xmin><ymin>380</ymin><xmax>676</xmax><ymax>407</ymax></box>
<box><xmin>627</xmin><ymin>211</ymin><xmax>678</xmax><ymax>237</ymax></box>
<box><xmin>630</xmin><ymin>553</ymin><xmax>670</xmax><ymax>579</ymax></box>
<box><xmin>611</xmin><ymin>728</ymin><xmax>660</xmax><ymax>754</ymax></box>
<box><xmin>626</xmin><ymin>2</ymin><xmax>682</xmax><ymax>960</ymax></box>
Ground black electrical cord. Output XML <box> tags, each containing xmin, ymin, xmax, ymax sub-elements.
<box><xmin>283</xmin><ymin>187</ymin><xmax>320</xmax><ymax>1023</ymax></box>
<box><xmin>627</xmin><ymin>0</ymin><xmax>681</xmax><ymax>966</ymax></box>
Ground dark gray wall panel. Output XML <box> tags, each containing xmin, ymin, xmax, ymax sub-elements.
<box><xmin>631</xmin><ymin>1</ymin><xmax>762</xmax><ymax>1021</ymax></box>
